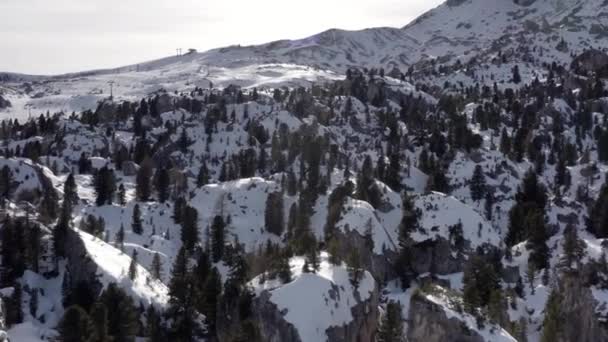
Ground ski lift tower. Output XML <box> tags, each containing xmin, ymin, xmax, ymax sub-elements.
<box><xmin>108</xmin><ymin>81</ymin><xmax>115</xmax><ymax>101</ymax></box>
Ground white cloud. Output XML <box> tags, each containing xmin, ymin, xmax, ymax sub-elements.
<box><xmin>0</xmin><ymin>0</ymin><xmax>443</xmax><ymax>74</ymax></box>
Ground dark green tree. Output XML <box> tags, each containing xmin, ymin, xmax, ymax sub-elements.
<box><xmin>377</xmin><ymin>301</ymin><xmax>405</xmax><ymax>342</ymax></box>
<box><xmin>196</xmin><ymin>162</ymin><xmax>210</xmax><ymax>188</ymax></box>
<box><xmin>211</xmin><ymin>215</ymin><xmax>225</xmax><ymax>262</ymax></box>
<box><xmin>136</xmin><ymin>158</ymin><xmax>153</xmax><ymax>201</ymax></box>
<box><xmin>88</xmin><ymin>302</ymin><xmax>112</xmax><ymax>342</ymax></box>
<box><xmin>98</xmin><ymin>283</ymin><xmax>139</xmax><ymax>342</ymax></box>
<box><xmin>470</xmin><ymin>165</ymin><xmax>486</xmax><ymax>201</ymax></box>
<box><xmin>265</xmin><ymin>192</ymin><xmax>284</xmax><ymax>236</ymax></box>
<box><xmin>181</xmin><ymin>206</ymin><xmax>199</xmax><ymax>253</ymax></box>
<box><xmin>131</xmin><ymin>204</ymin><xmax>143</xmax><ymax>235</ymax></box>
<box><xmin>155</xmin><ymin>167</ymin><xmax>170</xmax><ymax>203</ymax></box>
<box><xmin>56</xmin><ymin>305</ymin><xmax>94</xmax><ymax>342</ymax></box>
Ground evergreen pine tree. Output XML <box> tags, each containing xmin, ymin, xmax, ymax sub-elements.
<box><xmin>53</xmin><ymin>202</ymin><xmax>71</xmax><ymax>260</ymax></box>
<box><xmin>561</xmin><ymin>224</ymin><xmax>585</xmax><ymax>269</ymax></box>
<box><xmin>136</xmin><ymin>158</ymin><xmax>153</xmax><ymax>201</ymax></box>
<box><xmin>181</xmin><ymin>206</ymin><xmax>199</xmax><ymax>253</ymax></box>
<box><xmin>396</xmin><ymin>191</ymin><xmax>419</xmax><ymax>288</ymax></box>
<box><xmin>264</xmin><ymin>191</ymin><xmax>284</xmax><ymax>236</ymax></box>
<box><xmin>526</xmin><ymin>211</ymin><xmax>550</xmax><ymax>271</ymax></box>
<box><xmin>484</xmin><ymin>191</ymin><xmax>494</xmax><ymax>221</ymax></box>
<box><xmin>0</xmin><ymin>165</ymin><xmax>12</xmax><ymax>207</ymax></box>
<box><xmin>115</xmin><ymin>224</ymin><xmax>125</xmax><ymax>251</ymax></box>
<box><xmin>146</xmin><ymin>305</ymin><xmax>168</xmax><ymax>342</ymax></box>
<box><xmin>94</xmin><ymin>166</ymin><xmax>116</xmax><ymax>206</ymax></box>
<box><xmin>211</xmin><ymin>215</ymin><xmax>225</xmax><ymax>262</ymax></box>
<box><xmin>506</xmin><ymin>169</ymin><xmax>548</xmax><ymax>246</ymax></box>
<box><xmin>63</xmin><ymin>173</ymin><xmax>79</xmax><ymax>208</ymax></box>
<box><xmin>347</xmin><ymin>249</ymin><xmax>363</xmax><ymax>289</ymax></box>
<box><xmin>588</xmin><ymin>179</ymin><xmax>608</xmax><ymax>238</ymax></box>
<box><xmin>128</xmin><ymin>249</ymin><xmax>138</xmax><ymax>281</ymax></box>
<box><xmin>196</xmin><ymin>161</ymin><xmax>210</xmax><ymax>188</ymax></box>
<box><xmin>377</xmin><ymin>301</ymin><xmax>405</xmax><ymax>342</ymax></box>
<box><xmin>470</xmin><ymin>165</ymin><xmax>486</xmax><ymax>201</ymax></box>
<box><xmin>540</xmin><ymin>289</ymin><xmax>562</xmax><ymax>342</ymax></box>
<box><xmin>99</xmin><ymin>283</ymin><xmax>139</xmax><ymax>342</ymax></box>
<box><xmin>56</xmin><ymin>305</ymin><xmax>94</xmax><ymax>342</ymax></box>
<box><xmin>155</xmin><ymin>167</ymin><xmax>170</xmax><ymax>203</ymax></box>
<box><xmin>151</xmin><ymin>252</ymin><xmax>163</xmax><ymax>280</ymax></box>
<box><xmin>118</xmin><ymin>183</ymin><xmax>126</xmax><ymax>206</ymax></box>
<box><xmin>88</xmin><ymin>302</ymin><xmax>111</xmax><ymax>342</ymax></box>
<box><xmin>200</xmin><ymin>267</ymin><xmax>222</xmax><ymax>338</ymax></box>
<box><xmin>131</xmin><ymin>204</ymin><xmax>143</xmax><ymax>235</ymax></box>
<box><xmin>6</xmin><ymin>283</ymin><xmax>24</xmax><ymax>326</ymax></box>
<box><xmin>512</xmin><ymin>65</ymin><xmax>522</xmax><ymax>84</ymax></box>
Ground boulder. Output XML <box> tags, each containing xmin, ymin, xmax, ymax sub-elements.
<box><xmin>121</xmin><ymin>161</ymin><xmax>139</xmax><ymax>176</ymax></box>
<box><xmin>155</xmin><ymin>93</ymin><xmax>174</xmax><ymax>114</ymax></box>
<box><xmin>409</xmin><ymin>238</ymin><xmax>466</xmax><ymax>275</ymax></box>
<box><xmin>0</xmin><ymin>96</ymin><xmax>10</xmax><ymax>110</ymax></box>
<box><xmin>553</xmin><ymin>273</ymin><xmax>608</xmax><ymax>342</ymax></box>
<box><xmin>333</xmin><ymin>228</ymin><xmax>396</xmax><ymax>283</ymax></box>
<box><xmin>571</xmin><ymin>50</ymin><xmax>608</xmax><ymax>77</ymax></box>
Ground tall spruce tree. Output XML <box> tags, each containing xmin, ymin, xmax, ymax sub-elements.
<box><xmin>56</xmin><ymin>305</ymin><xmax>94</xmax><ymax>342</ymax></box>
<box><xmin>264</xmin><ymin>191</ymin><xmax>284</xmax><ymax>236</ymax></box>
<box><xmin>196</xmin><ymin>161</ymin><xmax>210</xmax><ymax>188</ymax></box>
<box><xmin>88</xmin><ymin>302</ymin><xmax>111</xmax><ymax>342</ymax></box>
<box><xmin>151</xmin><ymin>252</ymin><xmax>163</xmax><ymax>280</ymax></box>
<box><xmin>396</xmin><ymin>191</ymin><xmax>420</xmax><ymax>288</ymax></box>
<box><xmin>63</xmin><ymin>173</ymin><xmax>79</xmax><ymax>208</ymax></box>
<box><xmin>211</xmin><ymin>215</ymin><xmax>225</xmax><ymax>263</ymax></box>
<box><xmin>131</xmin><ymin>204</ymin><xmax>143</xmax><ymax>235</ymax></box>
<box><xmin>94</xmin><ymin>166</ymin><xmax>116</xmax><ymax>206</ymax></box>
<box><xmin>98</xmin><ymin>283</ymin><xmax>138</xmax><ymax>342</ymax></box>
<box><xmin>136</xmin><ymin>158</ymin><xmax>153</xmax><ymax>201</ymax></box>
<box><xmin>470</xmin><ymin>165</ymin><xmax>486</xmax><ymax>201</ymax></box>
<box><xmin>587</xmin><ymin>178</ymin><xmax>608</xmax><ymax>238</ymax></box>
<box><xmin>377</xmin><ymin>301</ymin><xmax>405</xmax><ymax>342</ymax></box>
<box><xmin>155</xmin><ymin>167</ymin><xmax>170</xmax><ymax>203</ymax></box>
<box><xmin>181</xmin><ymin>206</ymin><xmax>199</xmax><ymax>253</ymax></box>
<box><xmin>128</xmin><ymin>249</ymin><xmax>138</xmax><ymax>281</ymax></box>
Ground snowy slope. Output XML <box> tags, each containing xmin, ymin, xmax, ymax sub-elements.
<box><xmin>75</xmin><ymin>229</ymin><xmax>170</xmax><ymax>308</ymax></box>
<box><xmin>413</xmin><ymin>192</ymin><xmax>501</xmax><ymax>248</ymax></box>
<box><xmin>252</xmin><ymin>252</ymin><xmax>375</xmax><ymax>342</ymax></box>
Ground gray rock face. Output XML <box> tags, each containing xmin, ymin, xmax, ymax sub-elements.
<box><xmin>326</xmin><ymin>283</ymin><xmax>379</xmax><ymax>342</ymax></box>
<box><xmin>253</xmin><ymin>292</ymin><xmax>302</xmax><ymax>342</ymax></box>
<box><xmin>571</xmin><ymin>49</ymin><xmax>608</xmax><ymax>77</ymax></box>
<box><xmin>333</xmin><ymin>228</ymin><xmax>396</xmax><ymax>282</ymax></box>
<box><xmin>408</xmin><ymin>292</ymin><xmax>484</xmax><ymax>342</ymax></box>
<box><xmin>0</xmin><ymin>96</ymin><xmax>11</xmax><ymax>110</ymax></box>
<box><xmin>446</xmin><ymin>0</ymin><xmax>468</xmax><ymax>7</ymax></box>
<box><xmin>409</xmin><ymin>238</ymin><xmax>466</xmax><ymax>275</ymax></box>
<box><xmin>514</xmin><ymin>0</ymin><xmax>537</xmax><ymax>7</ymax></box>
<box><xmin>155</xmin><ymin>93</ymin><xmax>174</xmax><ymax>114</ymax></box>
<box><xmin>502</xmin><ymin>265</ymin><xmax>521</xmax><ymax>284</ymax></box>
<box><xmin>554</xmin><ymin>274</ymin><xmax>608</xmax><ymax>342</ymax></box>
<box><xmin>95</xmin><ymin>101</ymin><xmax>118</xmax><ymax>122</ymax></box>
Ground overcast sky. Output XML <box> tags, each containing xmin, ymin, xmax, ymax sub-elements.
<box><xmin>0</xmin><ymin>0</ymin><xmax>443</xmax><ymax>75</ymax></box>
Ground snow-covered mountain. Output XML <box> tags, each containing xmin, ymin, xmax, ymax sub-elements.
<box><xmin>2</xmin><ymin>0</ymin><xmax>608</xmax><ymax>341</ymax></box>
<box><xmin>2</xmin><ymin>0</ymin><xmax>607</xmax><ymax>123</ymax></box>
